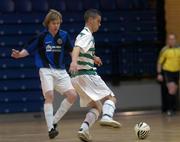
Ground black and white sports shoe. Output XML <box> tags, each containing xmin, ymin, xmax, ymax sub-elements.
<box><xmin>48</xmin><ymin>128</ymin><xmax>59</xmax><ymax>139</ymax></box>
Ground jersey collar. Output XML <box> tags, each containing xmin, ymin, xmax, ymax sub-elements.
<box><xmin>84</xmin><ymin>27</ymin><xmax>92</xmax><ymax>34</ymax></box>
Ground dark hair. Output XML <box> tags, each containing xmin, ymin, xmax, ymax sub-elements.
<box><xmin>84</xmin><ymin>9</ymin><xmax>101</xmax><ymax>22</ymax></box>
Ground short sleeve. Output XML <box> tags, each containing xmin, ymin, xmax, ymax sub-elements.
<box><xmin>75</xmin><ymin>34</ymin><xmax>93</xmax><ymax>53</ymax></box>
<box><xmin>158</xmin><ymin>48</ymin><xmax>167</xmax><ymax>64</ymax></box>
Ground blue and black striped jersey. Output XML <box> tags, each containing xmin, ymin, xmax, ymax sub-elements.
<box><xmin>25</xmin><ymin>29</ymin><xmax>73</xmax><ymax>69</ymax></box>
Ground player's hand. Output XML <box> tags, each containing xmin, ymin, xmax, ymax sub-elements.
<box><xmin>94</xmin><ymin>56</ymin><xmax>102</xmax><ymax>66</ymax></box>
<box><xmin>11</xmin><ymin>49</ymin><xmax>21</xmax><ymax>59</ymax></box>
<box><xmin>157</xmin><ymin>74</ymin><xmax>163</xmax><ymax>82</ymax></box>
<box><xmin>69</xmin><ymin>62</ymin><xmax>78</xmax><ymax>74</ymax></box>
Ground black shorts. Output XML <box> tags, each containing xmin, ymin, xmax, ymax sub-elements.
<box><xmin>163</xmin><ymin>70</ymin><xmax>179</xmax><ymax>85</ymax></box>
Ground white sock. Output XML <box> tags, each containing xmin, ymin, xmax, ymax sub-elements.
<box><xmin>44</xmin><ymin>103</ymin><xmax>54</xmax><ymax>131</ymax></box>
<box><xmin>53</xmin><ymin>99</ymin><xmax>72</xmax><ymax>124</ymax></box>
<box><xmin>102</xmin><ymin>100</ymin><xmax>115</xmax><ymax>120</ymax></box>
<box><xmin>80</xmin><ymin>108</ymin><xmax>99</xmax><ymax>131</ymax></box>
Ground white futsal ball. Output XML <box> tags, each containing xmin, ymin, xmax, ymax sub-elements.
<box><xmin>134</xmin><ymin>122</ymin><xmax>150</xmax><ymax>139</ymax></box>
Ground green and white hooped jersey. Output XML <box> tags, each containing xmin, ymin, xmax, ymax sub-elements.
<box><xmin>74</xmin><ymin>27</ymin><xmax>97</xmax><ymax>76</ymax></box>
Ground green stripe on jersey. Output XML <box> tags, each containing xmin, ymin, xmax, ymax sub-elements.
<box><xmin>79</xmin><ymin>53</ymin><xmax>94</xmax><ymax>59</ymax></box>
<box><xmin>71</xmin><ymin>69</ymin><xmax>97</xmax><ymax>77</ymax></box>
<box><xmin>78</xmin><ymin>61</ymin><xmax>94</xmax><ymax>67</ymax></box>
<box><xmin>89</xmin><ymin>48</ymin><xmax>95</xmax><ymax>51</ymax></box>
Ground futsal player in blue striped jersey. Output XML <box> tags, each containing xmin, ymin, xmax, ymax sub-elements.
<box><xmin>11</xmin><ymin>9</ymin><xmax>77</xmax><ymax>139</ymax></box>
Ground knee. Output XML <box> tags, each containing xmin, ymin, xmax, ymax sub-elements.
<box><xmin>111</xmin><ymin>97</ymin><xmax>117</xmax><ymax>104</ymax></box>
<box><xmin>88</xmin><ymin>101</ymin><xmax>102</xmax><ymax>114</ymax></box>
<box><xmin>168</xmin><ymin>84</ymin><xmax>178</xmax><ymax>95</ymax></box>
<box><xmin>94</xmin><ymin>105</ymin><xmax>102</xmax><ymax>114</ymax></box>
<box><xmin>168</xmin><ymin>88</ymin><xmax>177</xmax><ymax>95</ymax></box>
<box><xmin>44</xmin><ymin>91</ymin><xmax>54</xmax><ymax>103</ymax></box>
<box><xmin>65</xmin><ymin>89</ymin><xmax>77</xmax><ymax>104</ymax></box>
<box><xmin>90</xmin><ymin>108</ymin><xmax>100</xmax><ymax>120</ymax></box>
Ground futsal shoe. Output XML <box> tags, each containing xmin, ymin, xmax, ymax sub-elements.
<box><xmin>48</xmin><ymin>128</ymin><xmax>59</xmax><ymax>139</ymax></box>
<box><xmin>99</xmin><ymin>119</ymin><xmax>122</xmax><ymax>128</ymax></box>
<box><xmin>78</xmin><ymin>128</ymin><xmax>92</xmax><ymax>142</ymax></box>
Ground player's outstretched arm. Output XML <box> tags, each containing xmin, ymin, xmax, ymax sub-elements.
<box><xmin>157</xmin><ymin>63</ymin><xmax>163</xmax><ymax>82</ymax></box>
<box><xmin>156</xmin><ymin>50</ymin><xmax>165</xmax><ymax>82</ymax></box>
<box><xmin>11</xmin><ymin>49</ymin><xmax>29</xmax><ymax>59</ymax></box>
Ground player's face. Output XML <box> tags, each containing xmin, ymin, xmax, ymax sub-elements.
<box><xmin>167</xmin><ymin>34</ymin><xmax>176</xmax><ymax>47</ymax></box>
<box><xmin>48</xmin><ymin>19</ymin><xmax>61</xmax><ymax>35</ymax></box>
<box><xmin>92</xmin><ymin>15</ymin><xmax>101</xmax><ymax>32</ymax></box>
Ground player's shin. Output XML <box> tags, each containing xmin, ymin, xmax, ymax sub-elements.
<box><xmin>102</xmin><ymin>100</ymin><xmax>115</xmax><ymax>120</ymax></box>
<box><xmin>53</xmin><ymin>98</ymin><xmax>72</xmax><ymax>124</ymax></box>
<box><xmin>78</xmin><ymin>108</ymin><xmax>99</xmax><ymax>141</ymax></box>
<box><xmin>80</xmin><ymin>108</ymin><xmax>100</xmax><ymax>131</ymax></box>
<box><xmin>44</xmin><ymin>103</ymin><xmax>54</xmax><ymax>131</ymax></box>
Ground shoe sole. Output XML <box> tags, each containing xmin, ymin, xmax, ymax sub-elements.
<box><xmin>99</xmin><ymin>120</ymin><xmax>122</xmax><ymax>128</ymax></box>
<box><xmin>78</xmin><ymin>132</ymin><xmax>91</xmax><ymax>142</ymax></box>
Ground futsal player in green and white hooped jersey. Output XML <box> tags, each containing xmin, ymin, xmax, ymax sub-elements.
<box><xmin>70</xmin><ymin>9</ymin><xmax>121</xmax><ymax>142</ymax></box>
<box><xmin>72</xmin><ymin>27</ymin><xmax>96</xmax><ymax>75</ymax></box>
